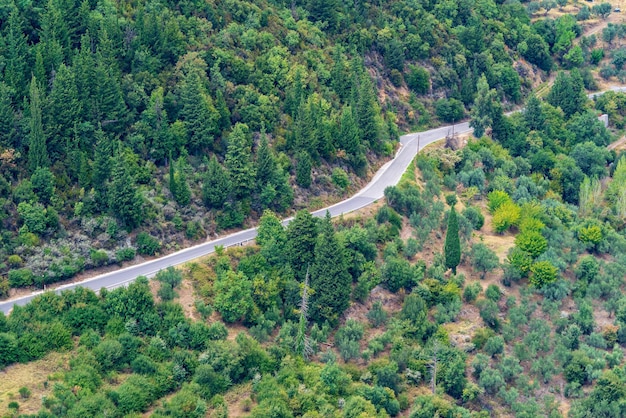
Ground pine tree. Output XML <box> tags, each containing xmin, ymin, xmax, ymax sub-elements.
<box><xmin>356</xmin><ymin>73</ymin><xmax>383</xmax><ymax>152</ymax></box>
<box><xmin>174</xmin><ymin>156</ymin><xmax>191</xmax><ymax>206</ymax></box>
<box><xmin>169</xmin><ymin>152</ymin><xmax>177</xmax><ymax>201</ymax></box>
<box><xmin>310</xmin><ymin>212</ymin><xmax>351</xmax><ymax>325</ymax></box>
<box><xmin>286</xmin><ymin>210</ymin><xmax>318</xmax><ymax>281</ymax></box>
<box><xmin>0</xmin><ymin>83</ymin><xmax>16</xmax><ymax>149</ymax></box>
<box><xmin>296</xmin><ymin>151</ymin><xmax>312</xmax><ymax>188</ymax></box>
<box><xmin>142</xmin><ymin>87</ymin><xmax>172</xmax><ymax>163</ymax></box>
<box><xmin>74</xmin><ymin>34</ymin><xmax>96</xmax><ymax>127</ymax></box>
<box><xmin>109</xmin><ymin>149</ymin><xmax>143</xmax><ymax>229</ymax></box>
<box><xmin>27</xmin><ymin>77</ymin><xmax>49</xmax><ymax>174</ymax></box>
<box><xmin>295</xmin><ymin>267</ymin><xmax>313</xmax><ymax>359</ymax></box>
<box><xmin>202</xmin><ymin>155</ymin><xmax>231</xmax><ymax>209</ymax></box>
<box><xmin>4</xmin><ymin>9</ymin><xmax>29</xmax><ymax>101</ymax></box>
<box><xmin>215</xmin><ymin>90</ymin><xmax>231</xmax><ymax>132</ymax></box>
<box><xmin>256</xmin><ymin>133</ymin><xmax>277</xmax><ymax>187</ymax></box>
<box><xmin>339</xmin><ymin>105</ymin><xmax>366</xmax><ymax>176</ymax></box>
<box><xmin>92</xmin><ymin>129</ymin><xmax>112</xmax><ymax>209</ymax></box>
<box><xmin>179</xmin><ymin>71</ymin><xmax>219</xmax><ymax>153</ymax></box>
<box><xmin>46</xmin><ymin>64</ymin><xmax>82</xmax><ymax>162</ymax></box>
<box><xmin>225</xmin><ymin>123</ymin><xmax>255</xmax><ymax>200</ymax></box>
<box><xmin>444</xmin><ymin>206</ymin><xmax>461</xmax><ymax>275</ymax></box>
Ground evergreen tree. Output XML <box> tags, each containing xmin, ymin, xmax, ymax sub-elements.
<box><xmin>214</xmin><ymin>90</ymin><xmax>231</xmax><ymax>132</ymax></box>
<box><xmin>202</xmin><ymin>155</ymin><xmax>231</xmax><ymax>209</ymax></box>
<box><xmin>27</xmin><ymin>77</ymin><xmax>49</xmax><ymax>174</ymax></box>
<box><xmin>179</xmin><ymin>71</ymin><xmax>219</xmax><ymax>153</ymax></box>
<box><xmin>142</xmin><ymin>87</ymin><xmax>173</xmax><ymax>163</ymax></box>
<box><xmin>524</xmin><ymin>94</ymin><xmax>545</xmax><ymax>131</ymax></box>
<box><xmin>339</xmin><ymin>105</ymin><xmax>366</xmax><ymax>176</ymax></box>
<box><xmin>444</xmin><ymin>206</ymin><xmax>461</xmax><ymax>275</ymax></box>
<box><xmin>74</xmin><ymin>34</ymin><xmax>97</xmax><ymax>128</ymax></box>
<box><xmin>286</xmin><ymin>209</ymin><xmax>318</xmax><ymax>281</ymax></box>
<box><xmin>296</xmin><ymin>151</ymin><xmax>312</xmax><ymax>188</ymax></box>
<box><xmin>109</xmin><ymin>149</ymin><xmax>143</xmax><ymax>229</ymax></box>
<box><xmin>92</xmin><ymin>129</ymin><xmax>112</xmax><ymax>209</ymax></box>
<box><xmin>3</xmin><ymin>9</ymin><xmax>29</xmax><ymax>101</ymax></box>
<box><xmin>225</xmin><ymin>123</ymin><xmax>255</xmax><ymax>200</ymax></box>
<box><xmin>174</xmin><ymin>156</ymin><xmax>191</xmax><ymax>206</ymax></box>
<box><xmin>169</xmin><ymin>152</ymin><xmax>177</xmax><ymax>201</ymax></box>
<box><xmin>547</xmin><ymin>70</ymin><xmax>587</xmax><ymax>118</ymax></box>
<box><xmin>46</xmin><ymin>64</ymin><xmax>82</xmax><ymax>162</ymax></box>
<box><xmin>0</xmin><ymin>83</ymin><xmax>16</xmax><ymax>149</ymax></box>
<box><xmin>470</xmin><ymin>75</ymin><xmax>498</xmax><ymax>138</ymax></box>
<box><xmin>310</xmin><ymin>212</ymin><xmax>351</xmax><ymax>325</ymax></box>
<box><xmin>356</xmin><ymin>74</ymin><xmax>383</xmax><ymax>152</ymax></box>
<box><xmin>256</xmin><ymin>133</ymin><xmax>276</xmax><ymax>188</ymax></box>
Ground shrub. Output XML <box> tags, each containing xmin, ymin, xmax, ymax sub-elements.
<box><xmin>530</xmin><ymin>261</ymin><xmax>558</xmax><ymax>288</ymax></box>
<box><xmin>335</xmin><ymin>320</ymin><xmax>365</xmax><ymax>362</ymax></box>
<box><xmin>485</xmin><ymin>284</ymin><xmax>502</xmax><ymax>302</ymax></box>
<box><xmin>90</xmin><ymin>249</ymin><xmax>109</xmax><ymax>266</ymax></box>
<box><xmin>463</xmin><ymin>282</ymin><xmax>482</xmax><ymax>302</ymax></box>
<box><xmin>8</xmin><ymin>268</ymin><xmax>34</xmax><ymax>288</ymax></box>
<box><xmin>472</xmin><ymin>328</ymin><xmax>495</xmax><ymax>349</ymax></box>
<box><xmin>469</xmin><ymin>243</ymin><xmax>500</xmax><ymax>279</ymax></box>
<box><xmin>18</xmin><ymin>387</ymin><xmax>31</xmax><ymax>399</ymax></box>
<box><xmin>136</xmin><ymin>232</ymin><xmax>161</xmax><ymax>256</ymax></box>
<box><xmin>462</xmin><ymin>206</ymin><xmax>484</xmax><ymax>230</ymax></box>
<box><xmin>6</xmin><ymin>255</ymin><xmax>23</xmax><ymax>268</ymax></box>
<box><xmin>515</xmin><ymin>230</ymin><xmax>548</xmax><ymax>258</ymax></box>
<box><xmin>116</xmin><ymin>247</ymin><xmax>136</xmax><ymax>262</ymax></box>
<box><xmin>492</xmin><ymin>201</ymin><xmax>521</xmax><ymax>233</ymax></box>
<box><xmin>484</xmin><ymin>336</ymin><xmax>505</xmax><ymax>357</ymax></box>
<box><xmin>487</xmin><ymin>190</ymin><xmax>511</xmax><ymax>213</ymax></box>
<box><xmin>331</xmin><ymin>168</ymin><xmax>350</xmax><ymax>189</ymax></box>
<box><xmin>367</xmin><ymin>301</ymin><xmax>388</xmax><ymax>328</ymax></box>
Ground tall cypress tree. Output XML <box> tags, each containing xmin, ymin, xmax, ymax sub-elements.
<box><xmin>444</xmin><ymin>206</ymin><xmax>461</xmax><ymax>275</ymax></box>
<box><xmin>27</xmin><ymin>76</ymin><xmax>49</xmax><ymax>174</ymax></box>
<box><xmin>310</xmin><ymin>212</ymin><xmax>351</xmax><ymax>325</ymax></box>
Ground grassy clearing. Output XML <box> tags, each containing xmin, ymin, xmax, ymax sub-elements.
<box><xmin>0</xmin><ymin>351</ymin><xmax>72</xmax><ymax>416</ymax></box>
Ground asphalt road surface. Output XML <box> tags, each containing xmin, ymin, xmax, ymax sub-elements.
<box><xmin>0</xmin><ymin>120</ymin><xmax>472</xmax><ymax>315</ymax></box>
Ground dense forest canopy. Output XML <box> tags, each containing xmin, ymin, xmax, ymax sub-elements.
<box><xmin>3</xmin><ymin>0</ymin><xmax>626</xmax><ymax>417</ymax></box>
<box><xmin>0</xmin><ymin>0</ymin><xmax>607</xmax><ymax>292</ymax></box>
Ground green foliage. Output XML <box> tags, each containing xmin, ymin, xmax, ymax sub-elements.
<box><xmin>530</xmin><ymin>261</ymin><xmax>558</xmax><ymax>288</ymax></box>
<box><xmin>515</xmin><ymin>230</ymin><xmax>548</xmax><ymax>258</ymax></box>
<box><xmin>487</xmin><ymin>190</ymin><xmax>512</xmax><ymax>214</ymax></box>
<box><xmin>214</xmin><ymin>271</ymin><xmax>253</xmax><ymax>323</ymax></box>
<box><xmin>444</xmin><ymin>208</ymin><xmax>461</xmax><ymax>274</ymax></box>
<box><xmin>492</xmin><ymin>201</ymin><xmax>521</xmax><ymax>233</ymax></box>
<box><xmin>136</xmin><ymin>232</ymin><xmax>161</xmax><ymax>256</ymax></box>
<box><xmin>470</xmin><ymin>243</ymin><xmax>500</xmax><ymax>279</ymax></box>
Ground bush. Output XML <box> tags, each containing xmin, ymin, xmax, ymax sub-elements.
<box><xmin>116</xmin><ymin>247</ymin><xmax>136</xmax><ymax>262</ymax></box>
<box><xmin>485</xmin><ymin>284</ymin><xmax>502</xmax><ymax>302</ymax></box>
<box><xmin>487</xmin><ymin>190</ymin><xmax>511</xmax><ymax>213</ymax></box>
<box><xmin>136</xmin><ymin>232</ymin><xmax>161</xmax><ymax>256</ymax></box>
<box><xmin>515</xmin><ymin>230</ymin><xmax>547</xmax><ymax>258</ymax></box>
<box><xmin>470</xmin><ymin>243</ymin><xmax>500</xmax><ymax>279</ymax></box>
<box><xmin>484</xmin><ymin>336</ymin><xmax>504</xmax><ymax>357</ymax></box>
<box><xmin>463</xmin><ymin>282</ymin><xmax>482</xmax><ymax>302</ymax></box>
<box><xmin>18</xmin><ymin>387</ymin><xmax>31</xmax><ymax>399</ymax></box>
<box><xmin>331</xmin><ymin>168</ymin><xmax>350</xmax><ymax>189</ymax></box>
<box><xmin>8</xmin><ymin>268</ymin><xmax>34</xmax><ymax>288</ymax></box>
<box><xmin>462</xmin><ymin>206</ymin><xmax>484</xmax><ymax>230</ymax></box>
<box><xmin>367</xmin><ymin>301</ymin><xmax>388</xmax><ymax>327</ymax></box>
<box><xmin>335</xmin><ymin>320</ymin><xmax>365</xmax><ymax>362</ymax></box>
<box><xmin>530</xmin><ymin>261</ymin><xmax>558</xmax><ymax>288</ymax></box>
<box><xmin>7</xmin><ymin>255</ymin><xmax>23</xmax><ymax>268</ymax></box>
<box><xmin>90</xmin><ymin>249</ymin><xmax>109</xmax><ymax>266</ymax></box>
<box><xmin>492</xmin><ymin>201</ymin><xmax>521</xmax><ymax>233</ymax></box>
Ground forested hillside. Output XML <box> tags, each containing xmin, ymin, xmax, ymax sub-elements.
<box><xmin>0</xmin><ymin>0</ymin><xmax>612</xmax><ymax>293</ymax></box>
<box><xmin>2</xmin><ymin>66</ymin><xmax>626</xmax><ymax>416</ymax></box>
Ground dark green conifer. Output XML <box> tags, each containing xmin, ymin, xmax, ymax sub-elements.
<box><xmin>444</xmin><ymin>206</ymin><xmax>461</xmax><ymax>275</ymax></box>
<box><xmin>109</xmin><ymin>149</ymin><xmax>142</xmax><ymax>229</ymax></box>
<box><xmin>225</xmin><ymin>123</ymin><xmax>255</xmax><ymax>200</ymax></box>
<box><xmin>286</xmin><ymin>210</ymin><xmax>318</xmax><ymax>281</ymax></box>
<box><xmin>202</xmin><ymin>155</ymin><xmax>231</xmax><ymax>209</ymax></box>
<box><xmin>310</xmin><ymin>212</ymin><xmax>351</xmax><ymax>325</ymax></box>
<box><xmin>296</xmin><ymin>151</ymin><xmax>312</xmax><ymax>189</ymax></box>
<box><xmin>27</xmin><ymin>77</ymin><xmax>49</xmax><ymax>173</ymax></box>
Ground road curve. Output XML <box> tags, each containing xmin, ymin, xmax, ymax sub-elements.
<box><xmin>0</xmin><ymin>121</ymin><xmax>472</xmax><ymax>315</ymax></box>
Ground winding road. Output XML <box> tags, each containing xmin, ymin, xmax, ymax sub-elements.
<box><xmin>3</xmin><ymin>84</ymin><xmax>626</xmax><ymax>315</ymax></box>
<box><xmin>0</xmin><ymin>120</ymin><xmax>471</xmax><ymax>315</ymax></box>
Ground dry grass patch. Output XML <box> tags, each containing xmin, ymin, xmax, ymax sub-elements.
<box><xmin>0</xmin><ymin>351</ymin><xmax>71</xmax><ymax>416</ymax></box>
